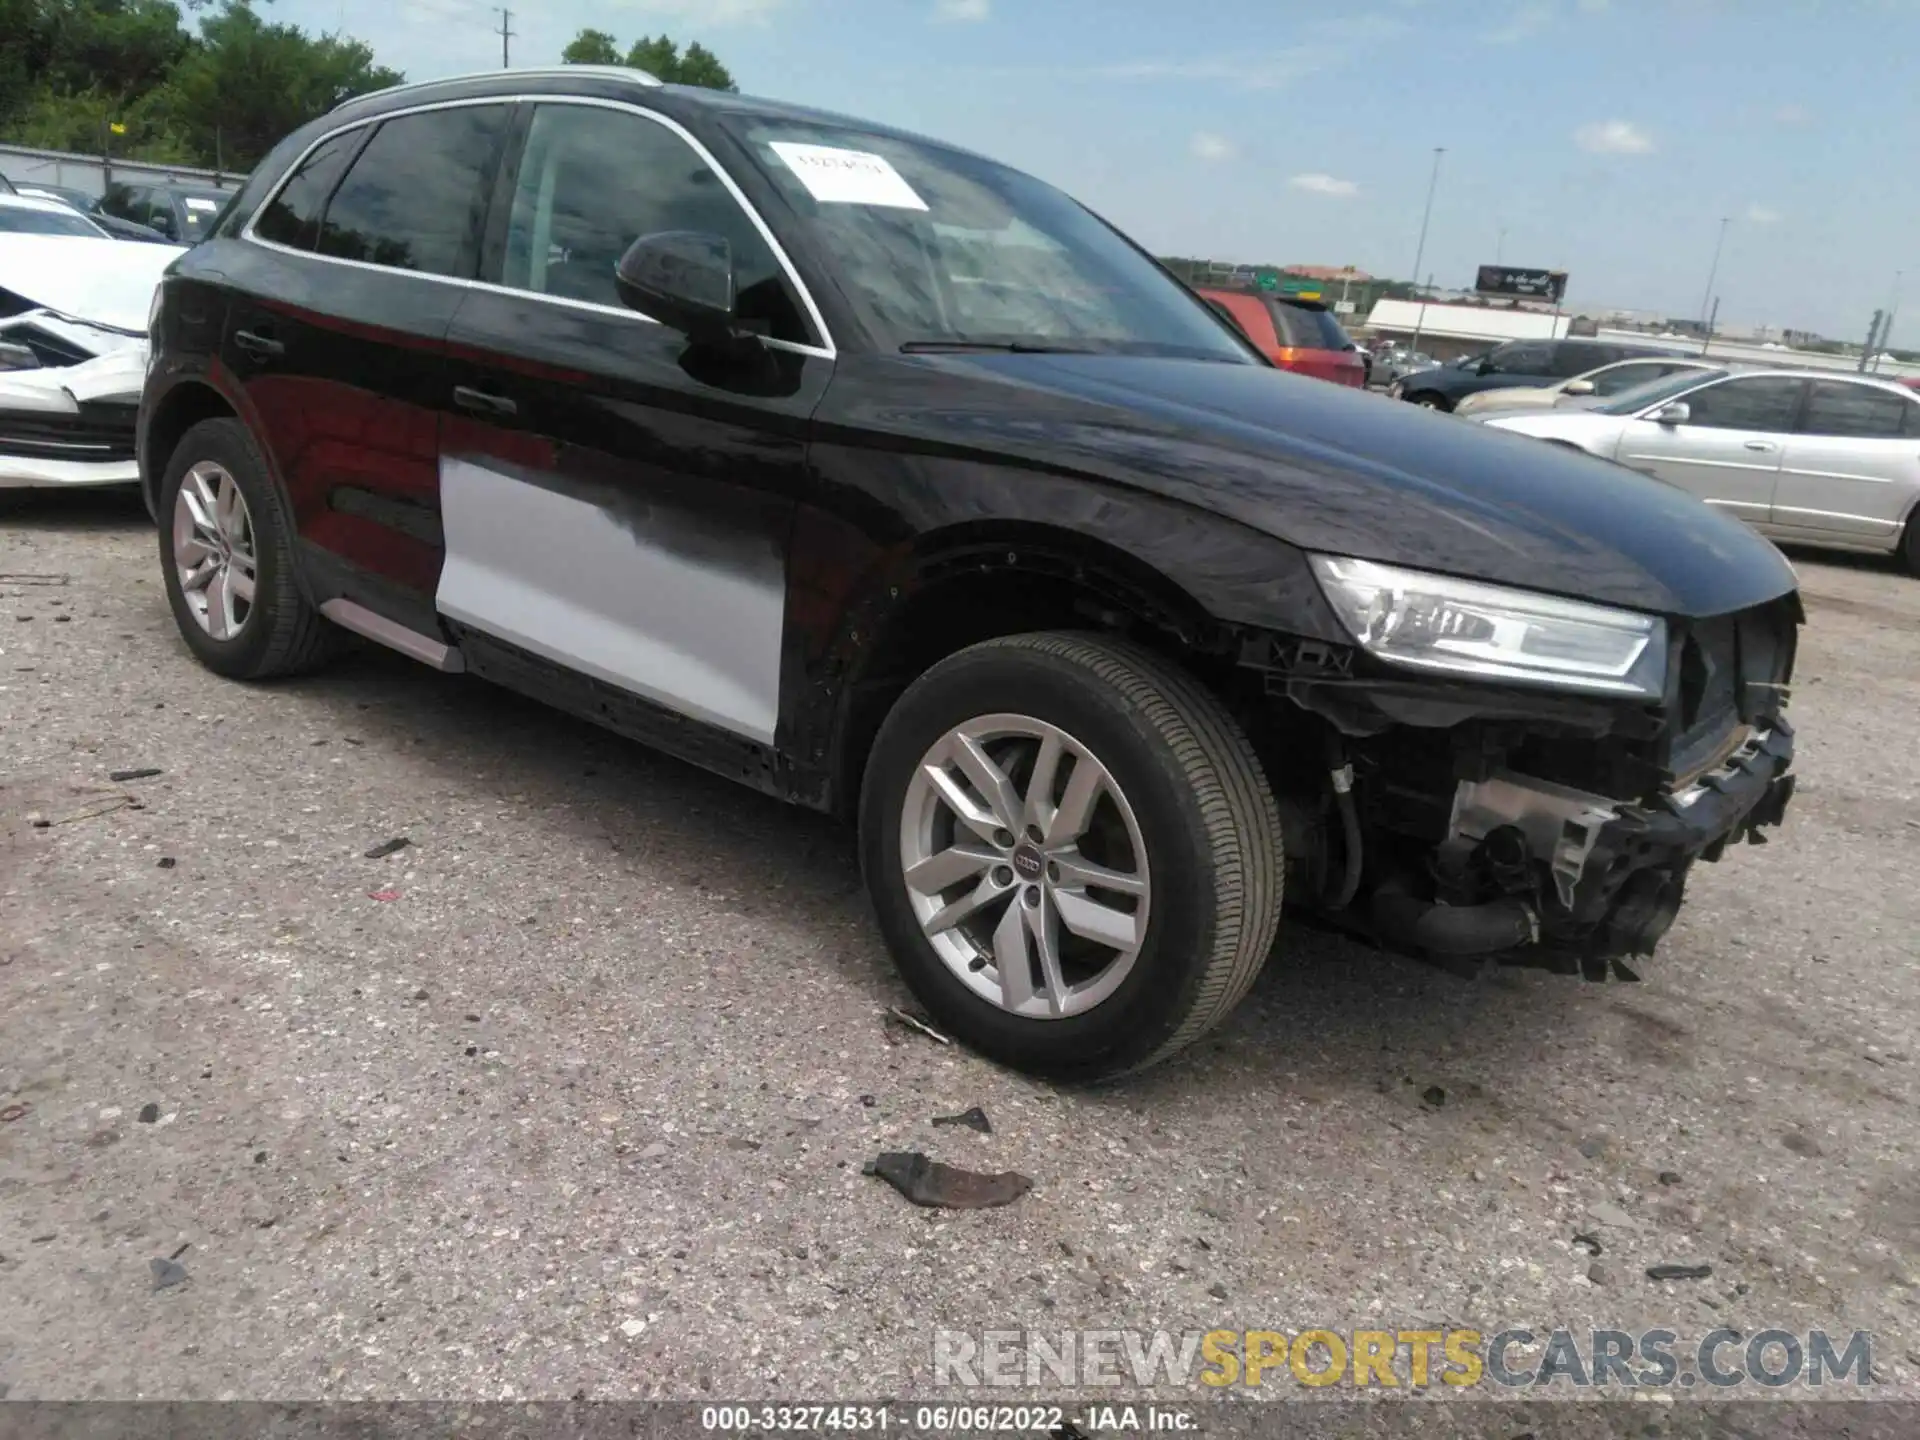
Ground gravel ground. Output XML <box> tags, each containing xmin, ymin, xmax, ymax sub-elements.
<box><xmin>1</xmin><ymin>488</ymin><xmax>1917</xmax><ymax>1415</ymax></box>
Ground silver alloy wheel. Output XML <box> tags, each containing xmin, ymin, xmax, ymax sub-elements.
<box><xmin>172</xmin><ymin>461</ymin><xmax>257</xmax><ymax>641</ymax></box>
<box><xmin>900</xmin><ymin>713</ymin><xmax>1151</xmax><ymax>1019</ymax></box>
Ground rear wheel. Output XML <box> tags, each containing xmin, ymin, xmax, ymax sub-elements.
<box><xmin>158</xmin><ymin>418</ymin><xmax>339</xmax><ymax>679</ymax></box>
<box><xmin>1902</xmin><ymin>511</ymin><xmax>1920</xmax><ymax>577</ymax></box>
<box><xmin>859</xmin><ymin>632</ymin><xmax>1283</xmax><ymax>1081</ymax></box>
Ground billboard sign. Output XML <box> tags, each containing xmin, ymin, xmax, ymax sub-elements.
<box><xmin>1475</xmin><ymin>265</ymin><xmax>1568</xmax><ymax>302</ymax></box>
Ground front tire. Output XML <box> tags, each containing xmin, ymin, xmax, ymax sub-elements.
<box><xmin>859</xmin><ymin>632</ymin><xmax>1283</xmax><ymax>1081</ymax></box>
<box><xmin>1409</xmin><ymin>392</ymin><xmax>1451</xmax><ymax>410</ymax></box>
<box><xmin>1902</xmin><ymin>510</ymin><xmax>1920</xmax><ymax>577</ymax></box>
<box><xmin>158</xmin><ymin>417</ymin><xmax>338</xmax><ymax>679</ymax></box>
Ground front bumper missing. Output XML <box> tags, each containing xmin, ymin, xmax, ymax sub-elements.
<box><xmin>1431</xmin><ymin>720</ymin><xmax>1795</xmax><ymax>975</ymax></box>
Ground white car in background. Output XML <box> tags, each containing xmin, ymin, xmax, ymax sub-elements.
<box><xmin>0</xmin><ymin>192</ymin><xmax>113</xmax><ymax>239</ymax></box>
<box><xmin>1453</xmin><ymin>356</ymin><xmax>1719</xmax><ymax>417</ymax></box>
<box><xmin>1476</xmin><ymin>368</ymin><xmax>1920</xmax><ymax>572</ymax></box>
<box><xmin>0</xmin><ymin>233</ymin><xmax>185</xmax><ymax>488</ymax></box>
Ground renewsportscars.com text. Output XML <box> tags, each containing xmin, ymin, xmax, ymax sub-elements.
<box><xmin>933</xmin><ymin>1327</ymin><xmax>1873</xmax><ymax>1391</ymax></box>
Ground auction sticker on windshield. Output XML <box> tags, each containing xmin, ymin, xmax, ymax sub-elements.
<box><xmin>771</xmin><ymin>142</ymin><xmax>928</xmax><ymax>210</ymax></box>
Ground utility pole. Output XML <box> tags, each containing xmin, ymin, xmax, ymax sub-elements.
<box><xmin>1411</xmin><ymin>272</ymin><xmax>1436</xmax><ymax>354</ymax></box>
<box><xmin>493</xmin><ymin>7</ymin><xmax>514</xmax><ymax>68</ymax></box>
<box><xmin>1873</xmin><ymin>271</ymin><xmax>1902</xmax><ymax>372</ymax></box>
<box><xmin>1697</xmin><ymin>216</ymin><xmax>1730</xmax><ymax>348</ymax></box>
<box><xmin>1701</xmin><ymin>296</ymin><xmax>1720</xmax><ymax>357</ymax></box>
<box><xmin>1858</xmin><ymin>310</ymin><xmax>1885</xmax><ymax>373</ymax></box>
<box><xmin>1408</xmin><ymin>148</ymin><xmax>1444</xmax><ymax>304</ymax></box>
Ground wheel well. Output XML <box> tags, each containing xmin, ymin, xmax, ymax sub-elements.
<box><xmin>827</xmin><ymin>546</ymin><xmax>1233</xmax><ymax>817</ymax></box>
<box><xmin>142</xmin><ymin>382</ymin><xmax>236</xmax><ymax>513</ymax></box>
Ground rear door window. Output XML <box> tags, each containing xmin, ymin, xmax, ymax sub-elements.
<box><xmin>317</xmin><ymin>104</ymin><xmax>511</xmax><ymax>278</ymax></box>
<box><xmin>1797</xmin><ymin>380</ymin><xmax>1915</xmax><ymax>439</ymax></box>
<box><xmin>256</xmin><ymin>131</ymin><xmax>362</xmax><ymax>251</ymax></box>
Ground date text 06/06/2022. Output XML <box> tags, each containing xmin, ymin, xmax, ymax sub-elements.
<box><xmin>699</xmin><ymin>1404</ymin><xmax>1197</xmax><ymax>1432</ymax></box>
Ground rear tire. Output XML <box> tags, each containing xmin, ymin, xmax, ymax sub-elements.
<box><xmin>1410</xmin><ymin>392</ymin><xmax>1451</xmax><ymax>411</ymax></box>
<box><xmin>859</xmin><ymin>632</ymin><xmax>1283</xmax><ymax>1081</ymax></box>
<box><xmin>1901</xmin><ymin>511</ymin><xmax>1920</xmax><ymax>577</ymax></box>
<box><xmin>158</xmin><ymin>418</ymin><xmax>339</xmax><ymax>680</ymax></box>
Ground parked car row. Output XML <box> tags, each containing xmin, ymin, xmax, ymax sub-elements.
<box><xmin>122</xmin><ymin>65</ymin><xmax>1802</xmax><ymax>1078</ymax></box>
<box><xmin>1477</xmin><ymin>367</ymin><xmax>1920</xmax><ymax>572</ymax></box>
<box><xmin>0</xmin><ymin>178</ymin><xmax>232</xmax><ymax>245</ymax></box>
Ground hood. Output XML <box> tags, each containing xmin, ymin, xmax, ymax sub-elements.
<box><xmin>0</xmin><ymin>234</ymin><xmax>184</xmax><ymax>333</ymax></box>
<box><xmin>894</xmin><ymin>352</ymin><xmax>1796</xmax><ymax>619</ymax></box>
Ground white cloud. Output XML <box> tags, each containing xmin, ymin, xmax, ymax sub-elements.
<box><xmin>605</xmin><ymin>0</ymin><xmax>791</xmax><ymax>22</ymax></box>
<box><xmin>1746</xmin><ymin>204</ymin><xmax>1782</xmax><ymax>224</ymax></box>
<box><xmin>1190</xmin><ymin>132</ymin><xmax>1235</xmax><ymax>163</ymax></box>
<box><xmin>1289</xmin><ymin>172</ymin><xmax>1359</xmax><ymax>198</ymax></box>
<box><xmin>934</xmin><ymin>0</ymin><xmax>990</xmax><ymax>19</ymax></box>
<box><xmin>1774</xmin><ymin>103</ymin><xmax>1810</xmax><ymax>124</ymax></box>
<box><xmin>1574</xmin><ymin>119</ymin><xmax>1655</xmax><ymax>153</ymax></box>
<box><xmin>1095</xmin><ymin>46</ymin><xmax>1335</xmax><ymax>89</ymax></box>
<box><xmin>1483</xmin><ymin>0</ymin><xmax>1554</xmax><ymax>43</ymax></box>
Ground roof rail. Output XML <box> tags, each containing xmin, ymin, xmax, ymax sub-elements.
<box><xmin>331</xmin><ymin>64</ymin><xmax>662</xmax><ymax>113</ymax></box>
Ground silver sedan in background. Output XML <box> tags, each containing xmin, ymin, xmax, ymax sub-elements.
<box><xmin>1453</xmin><ymin>355</ymin><xmax>1719</xmax><ymax>417</ymax></box>
<box><xmin>1477</xmin><ymin>368</ymin><xmax>1920</xmax><ymax>573</ymax></box>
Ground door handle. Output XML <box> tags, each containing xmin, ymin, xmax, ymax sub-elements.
<box><xmin>233</xmin><ymin>329</ymin><xmax>283</xmax><ymax>359</ymax></box>
<box><xmin>1743</xmin><ymin>440</ymin><xmax>1776</xmax><ymax>452</ymax></box>
<box><xmin>452</xmin><ymin>385</ymin><xmax>517</xmax><ymax>418</ymax></box>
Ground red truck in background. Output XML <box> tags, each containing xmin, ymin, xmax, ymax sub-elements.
<box><xmin>1197</xmin><ymin>287</ymin><xmax>1367</xmax><ymax>387</ymax></box>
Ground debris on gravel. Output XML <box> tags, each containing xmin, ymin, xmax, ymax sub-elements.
<box><xmin>863</xmin><ymin>1152</ymin><xmax>1031</xmax><ymax>1208</ymax></box>
<box><xmin>931</xmin><ymin>1106</ymin><xmax>992</xmax><ymax>1134</ymax></box>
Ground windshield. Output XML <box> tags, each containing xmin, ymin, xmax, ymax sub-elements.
<box><xmin>1596</xmin><ymin>367</ymin><xmax>1729</xmax><ymax>415</ymax></box>
<box><xmin>727</xmin><ymin>117</ymin><xmax>1255</xmax><ymax>361</ymax></box>
<box><xmin>0</xmin><ymin>206</ymin><xmax>103</xmax><ymax>237</ymax></box>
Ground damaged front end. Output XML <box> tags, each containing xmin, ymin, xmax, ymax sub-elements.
<box><xmin>1239</xmin><ymin>571</ymin><xmax>1800</xmax><ymax>981</ymax></box>
<box><xmin>0</xmin><ymin>234</ymin><xmax>180</xmax><ymax>489</ymax></box>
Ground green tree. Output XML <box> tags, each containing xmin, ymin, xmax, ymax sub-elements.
<box><xmin>150</xmin><ymin>0</ymin><xmax>402</xmax><ymax>169</ymax></box>
<box><xmin>560</xmin><ymin>27</ymin><xmax>620</xmax><ymax>65</ymax></box>
<box><xmin>561</xmin><ymin>28</ymin><xmax>738</xmax><ymax>91</ymax></box>
<box><xmin>628</xmin><ymin>35</ymin><xmax>737</xmax><ymax>90</ymax></box>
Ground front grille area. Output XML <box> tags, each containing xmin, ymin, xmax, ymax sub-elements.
<box><xmin>1664</xmin><ymin>600</ymin><xmax>1795</xmax><ymax>788</ymax></box>
<box><xmin>0</xmin><ymin>404</ymin><xmax>137</xmax><ymax>463</ymax></box>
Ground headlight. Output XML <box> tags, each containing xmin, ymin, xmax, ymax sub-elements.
<box><xmin>1310</xmin><ymin>555</ymin><xmax>1667</xmax><ymax>699</ymax></box>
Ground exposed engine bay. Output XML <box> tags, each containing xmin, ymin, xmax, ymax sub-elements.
<box><xmin>1238</xmin><ymin>591</ymin><xmax>1800</xmax><ymax>980</ymax></box>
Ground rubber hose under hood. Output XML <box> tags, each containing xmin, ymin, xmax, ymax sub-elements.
<box><xmin>1370</xmin><ymin>877</ymin><xmax>1537</xmax><ymax>957</ymax></box>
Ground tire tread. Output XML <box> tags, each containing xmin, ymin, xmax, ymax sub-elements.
<box><xmin>966</xmin><ymin>632</ymin><xmax>1284</xmax><ymax>1075</ymax></box>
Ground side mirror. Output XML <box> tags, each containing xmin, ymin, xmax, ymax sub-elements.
<box><xmin>614</xmin><ymin>231</ymin><xmax>740</xmax><ymax>345</ymax></box>
<box><xmin>1562</xmin><ymin>378</ymin><xmax>1596</xmax><ymax>396</ymax></box>
<box><xmin>1476</xmin><ymin>359</ymin><xmax>1498</xmax><ymax>375</ymax></box>
<box><xmin>1652</xmin><ymin>402</ymin><xmax>1691</xmax><ymax>425</ymax></box>
<box><xmin>149</xmin><ymin>211</ymin><xmax>177</xmax><ymax>240</ymax></box>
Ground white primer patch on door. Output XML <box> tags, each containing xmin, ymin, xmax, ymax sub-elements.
<box><xmin>771</xmin><ymin>142</ymin><xmax>928</xmax><ymax>211</ymax></box>
<box><xmin>435</xmin><ymin>456</ymin><xmax>784</xmax><ymax>745</ymax></box>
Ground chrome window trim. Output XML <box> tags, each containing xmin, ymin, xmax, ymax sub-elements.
<box><xmin>240</xmin><ymin>93</ymin><xmax>837</xmax><ymax>360</ymax></box>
